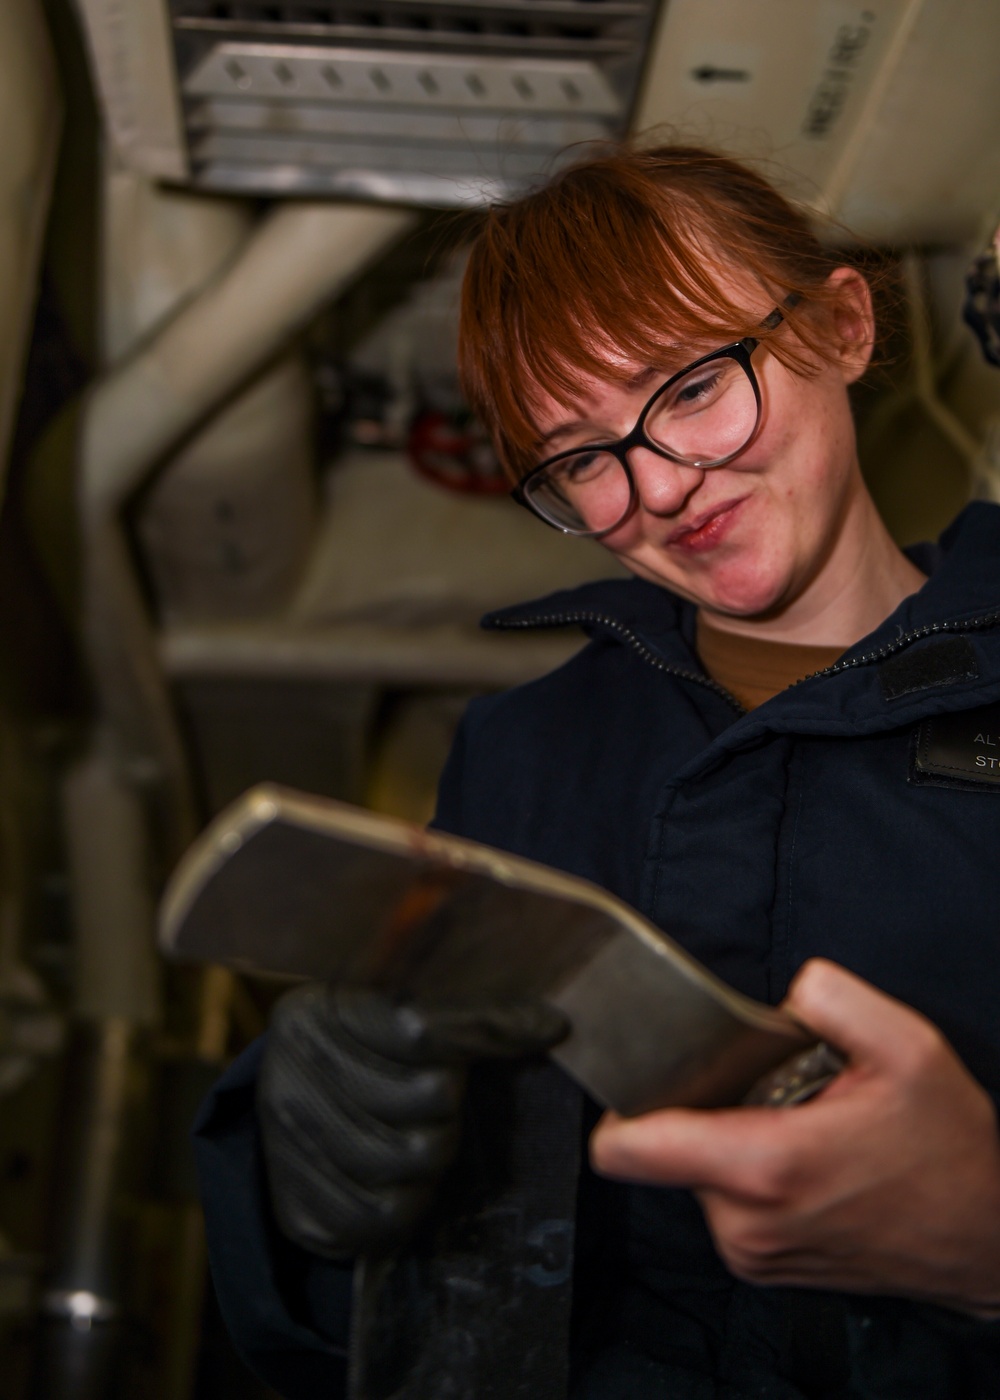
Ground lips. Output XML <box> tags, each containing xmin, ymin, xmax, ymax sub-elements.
<box><xmin>667</xmin><ymin>496</ymin><xmax>747</xmax><ymax>552</ymax></box>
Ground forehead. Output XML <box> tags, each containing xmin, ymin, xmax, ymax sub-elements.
<box><xmin>529</xmin><ymin>368</ymin><xmax>651</xmax><ymax>438</ymax></box>
<box><xmin>527</xmin><ymin>339</ymin><xmax>737</xmax><ymax>447</ymax></box>
<box><xmin>525</xmin><ymin>264</ymin><xmax>775</xmax><ymax>436</ymax></box>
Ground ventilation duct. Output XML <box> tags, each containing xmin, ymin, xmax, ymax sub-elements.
<box><xmin>74</xmin><ymin>0</ymin><xmax>1000</xmax><ymax>228</ymax></box>
<box><xmin>74</xmin><ymin>0</ymin><xmax>656</xmax><ymax>203</ymax></box>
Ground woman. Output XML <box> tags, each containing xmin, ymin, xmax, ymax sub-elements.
<box><xmin>195</xmin><ymin>146</ymin><xmax>1000</xmax><ymax>1398</ymax></box>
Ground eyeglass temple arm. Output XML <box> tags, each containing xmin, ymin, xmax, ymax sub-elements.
<box><xmin>742</xmin><ymin>292</ymin><xmax>802</xmax><ymax>350</ymax></box>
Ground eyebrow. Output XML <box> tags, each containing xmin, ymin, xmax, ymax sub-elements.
<box><xmin>535</xmin><ymin>365</ymin><xmax>661</xmax><ymax>451</ymax></box>
<box><xmin>535</xmin><ymin>419</ymin><xmax>597</xmax><ymax>452</ymax></box>
<box><xmin>624</xmin><ymin>364</ymin><xmax>660</xmax><ymax>391</ymax></box>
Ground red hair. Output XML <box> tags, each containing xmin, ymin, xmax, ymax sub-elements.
<box><xmin>458</xmin><ymin>144</ymin><xmax>866</xmax><ymax>481</ymax></box>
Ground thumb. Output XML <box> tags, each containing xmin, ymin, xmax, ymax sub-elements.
<box><xmin>783</xmin><ymin>958</ymin><xmax>934</xmax><ymax>1072</ymax></box>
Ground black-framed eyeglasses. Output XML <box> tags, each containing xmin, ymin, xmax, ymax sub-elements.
<box><xmin>513</xmin><ymin>306</ymin><xmax>788</xmax><ymax>537</ymax></box>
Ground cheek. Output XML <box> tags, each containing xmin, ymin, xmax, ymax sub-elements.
<box><xmin>596</xmin><ymin>511</ymin><xmax>651</xmax><ymax>555</ymax></box>
<box><xmin>766</xmin><ymin>386</ymin><xmax>855</xmax><ymax>509</ymax></box>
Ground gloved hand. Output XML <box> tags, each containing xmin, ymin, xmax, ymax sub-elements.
<box><xmin>257</xmin><ymin>985</ymin><xmax>569</xmax><ymax>1260</ymax></box>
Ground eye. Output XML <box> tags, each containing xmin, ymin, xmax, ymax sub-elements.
<box><xmin>671</xmin><ymin>366</ymin><xmax>725</xmax><ymax>409</ymax></box>
<box><xmin>566</xmin><ymin>451</ymin><xmax>601</xmax><ymax>478</ymax></box>
<box><xmin>557</xmin><ymin>450</ymin><xmax>612</xmax><ymax>485</ymax></box>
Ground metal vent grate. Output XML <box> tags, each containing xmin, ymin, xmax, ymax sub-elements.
<box><xmin>185</xmin><ymin>44</ymin><xmax>621</xmax><ymax>111</ymax></box>
<box><xmin>168</xmin><ymin>0</ymin><xmax>659</xmax><ymax>202</ymax></box>
<box><xmin>171</xmin><ymin>0</ymin><xmax>643</xmax><ymax>56</ymax></box>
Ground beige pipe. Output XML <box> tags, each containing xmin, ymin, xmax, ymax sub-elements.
<box><xmin>81</xmin><ymin>202</ymin><xmax>415</xmax><ymax>516</ymax></box>
<box><xmin>76</xmin><ymin>201</ymin><xmax>416</xmax><ymax>852</ymax></box>
<box><xmin>62</xmin><ymin>747</ymin><xmax>161</xmax><ymax>1025</ymax></box>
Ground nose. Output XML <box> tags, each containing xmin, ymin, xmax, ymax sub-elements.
<box><xmin>627</xmin><ymin>445</ymin><xmax>706</xmax><ymax>517</ymax></box>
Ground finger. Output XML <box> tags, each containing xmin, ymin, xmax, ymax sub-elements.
<box><xmin>331</xmin><ymin>1055</ymin><xmax>466</xmax><ymax>1125</ymax></box>
<box><xmin>266</xmin><ymin>1146</ymin><xmax>437</xmax><ymax>1259</ymax></box>
<box><xmin>589</xmin><ymin>1105</ymin><xmax>804</xmax><ymax>1196</ymax></box>
<box><xmin>285</xmin><ymin>1014</ymin><xmax>467</xmax><ymax>1124</ymax></box>
<box><xmin>260</xmin><ymin>1072</ymin><xmax>461</xmax><ymax>1186</ymax></box>
<box><xmin>269</xmin><ymin>987</ymin><xmax>467</xmax><ymax>1121</ymax></box>
<box><xmin>270</xmin><ymin>986</ymin><xmax>438</xmax><ymax>1070</ymax></box>
<box><xmin>783</xmin><ymin>959</ymin><xmax>942</xmax><ymax>1074</ymax></box>
<box><xmin>333</xmin><ymin>991</ymin><xmax>435</xmax><ymax>1060</ymax></box>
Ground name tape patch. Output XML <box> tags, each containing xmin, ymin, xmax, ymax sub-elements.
<box><xmin>912</xmin><ymin>702</ymin><xmax>1000</xmax><ymax>789</ymax></box>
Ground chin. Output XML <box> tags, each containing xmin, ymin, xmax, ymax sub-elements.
<box><xmin>686</xmin><ymin>566</ymin><xmax>792</xmax><ymax>620</ymax></box>
<box><xmin>626</xmin><ymin>542</ymin><xmax>794</xmax><ymax>619</ymax></box>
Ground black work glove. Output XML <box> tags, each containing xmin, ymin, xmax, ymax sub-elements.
<box><xmin>257</xmin><ymin>985</ymin><xmax>569</xmax><ymax>1261</ymax></box>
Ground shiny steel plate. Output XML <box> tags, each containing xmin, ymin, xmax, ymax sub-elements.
<box><xmin>160</xmin><ymin>783</ymin><xmax>818</xmax><ymax>1114</ymax></box>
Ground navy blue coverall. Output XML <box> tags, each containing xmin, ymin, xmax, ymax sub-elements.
<box><xmin>195</xmin><ymin>503</ymin><xmax>1000</xmax><ymax>1397</ymax></box>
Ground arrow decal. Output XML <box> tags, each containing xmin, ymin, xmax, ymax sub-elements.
<box><xmin>691</xmin><ymin>65</ymin><xmax>751</xmax><ymax>83</ymax></box>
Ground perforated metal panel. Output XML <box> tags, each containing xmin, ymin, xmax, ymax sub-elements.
<box><xmin>168</xmin><ymin>0</ymin><xmax>659</xmax><ymax>201</ymax></box>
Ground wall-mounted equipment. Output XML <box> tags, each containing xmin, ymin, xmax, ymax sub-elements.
<box><xmin>76</xmin><ymin>0</ymin><xmax>660</xmax><ymax>203</ymax></box>
<box><xmin>75</xmin><ymin>0</ymin><xmax>1000</xmax><ymax>235</ymax></box>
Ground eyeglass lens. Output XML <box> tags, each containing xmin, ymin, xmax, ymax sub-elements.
<box><xmin>525</xmin><ymin>355</ymin><xmax>759</xmax><ymax>534</ymax></box>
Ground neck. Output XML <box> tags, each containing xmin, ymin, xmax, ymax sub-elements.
<box><xmin>699</xmin><ymin>486</ymin><xmax>927</xmax><ymax>648</ymax></box>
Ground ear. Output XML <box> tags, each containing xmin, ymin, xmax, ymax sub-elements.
<box><xmin>826</xmin><ymin>266</ymin><xmax>875</xmax><ymax>385</ymax></box>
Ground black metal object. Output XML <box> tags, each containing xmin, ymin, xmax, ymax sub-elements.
<box><xmin>29</xmin><ymin>1020</ymin><xmax>150</xmax><ymax>1400</ymax></box>
<box><xmin>963</xmin><ymin>243</ymin><xmax>1000</xmax><ymax>369</ymax></box>
<box><xmin>348</xmin><ymin>1060</ymin><xmax>581</xmax><ymax>1400</ymax></box>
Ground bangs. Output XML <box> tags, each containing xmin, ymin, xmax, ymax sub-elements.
<box><xmin>458</xmin><ymin>146</ymin><xmax>851</xmax><ymax>481</ymax></box>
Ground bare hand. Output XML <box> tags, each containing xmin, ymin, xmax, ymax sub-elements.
<box><xmin>590</xmin><ymin>959</ymin><xmax>1000</xmax><ymax>1315</ymax></box>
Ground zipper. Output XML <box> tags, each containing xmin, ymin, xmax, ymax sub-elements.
<box><xmin>491</xmin><ymin>606</ymin><xmax>1000</xmax><ymax>709</ymax></box>
<box><xmin>789</xmin><ymin>609</ymin><xmax>1000</xmax><ymax>689</ymax></box>
<box><xmin>489</xmin><ymin>609</ymin><xmax>746</xmax><ymax>712</ymax></box>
